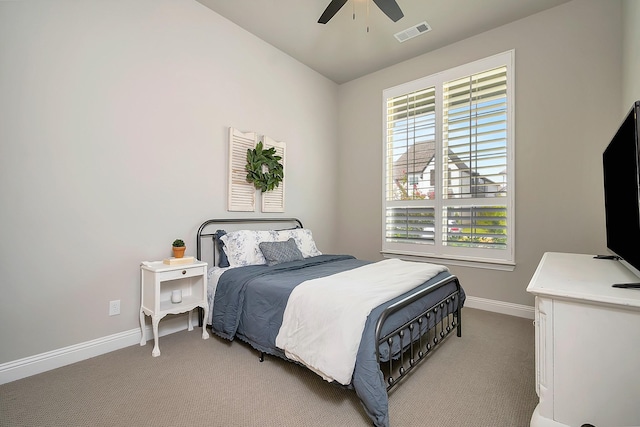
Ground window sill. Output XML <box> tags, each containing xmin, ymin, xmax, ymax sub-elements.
<box><xmin>381</xmin><ymin>251</ymin><xmax>516</xmax><ymax>272</ymax></box>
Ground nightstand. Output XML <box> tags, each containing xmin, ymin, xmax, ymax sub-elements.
<box><xmin>139</xmin><ymin>260</ymin><xmax>209</xmax><ymax>356</ymax></box>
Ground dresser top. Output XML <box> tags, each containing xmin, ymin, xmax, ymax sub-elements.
<box><xmin>527</xmin><ymin>252</ymin><xmax>640</xmax><ymax>309</ymax></box>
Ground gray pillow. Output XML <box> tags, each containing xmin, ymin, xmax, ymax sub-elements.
<box><xmin>214</xmin><ymin>230</ymin><xmax>230</xmax><ymax>267</ymax></box>
<box><xmin>259</xmin><ymin>238</ymin><xmax>304</xmax><ymax>266</ymax></box>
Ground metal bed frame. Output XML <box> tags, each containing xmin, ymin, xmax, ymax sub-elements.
<box><xmin>375</xmin><ymin>274</ymin><xmax>462</xmax><ymax>391</ymax></box>
<box><xmin>196</xmin><ymin>217</ymin><xmax>462</xmax><ymax>393</ymax></box>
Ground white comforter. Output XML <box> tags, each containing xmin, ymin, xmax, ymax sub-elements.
<box><xmin>275</xmin><ymin>258</ymin><xmax>448</xmax><ymax>385</ymax></box>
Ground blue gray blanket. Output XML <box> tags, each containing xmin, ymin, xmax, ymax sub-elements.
<box><xmin>211</xmin><ymin>255</ymin><xmax>464</xmax><ymax>427</ymax></box>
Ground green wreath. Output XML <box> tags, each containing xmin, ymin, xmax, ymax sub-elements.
<box><xmin>245</xmin><ymin>141</ymin><xmax>284</xmax><ymax>192</ymax></box>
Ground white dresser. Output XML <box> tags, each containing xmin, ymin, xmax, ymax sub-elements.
<box><xmin>527</xmin><ymin>252</ymin><xmax>640</xmax><ymax>427</ymax></box>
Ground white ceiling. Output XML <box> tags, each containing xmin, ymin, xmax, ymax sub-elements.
<box><xmin>196</xmin><ymin>0</ymin><xmax>572</xmax><ymax>84</ymax></box>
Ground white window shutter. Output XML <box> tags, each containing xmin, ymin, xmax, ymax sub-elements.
<box><xmin>261</xmin><ymin>135</ymin><xmax>286</xmax><ymax>213</ymax></box>
<box><xmin>382</xmin><ymin>50</ymin><xmax>514</xmax><ymax>266</ymax></box>
<box><xmin>228</xmin><ymin>127</ymin><xmax>257</xmax><ymax>212</ymax></box>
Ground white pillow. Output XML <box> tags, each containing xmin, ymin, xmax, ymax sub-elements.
<box><xmin>275</xmin><ymin>228</ymin><xmax>322</xmax><ymax>258</ymax></box>
<box><xmin>220</xmin><ymin>230</ymin><xmax>276</xmax><ymax>267</ymax></box>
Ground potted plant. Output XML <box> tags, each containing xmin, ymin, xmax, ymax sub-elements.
<box><xmin>172</xmin><ymin>239</ymin><xmax>186</xmax><ymax>258</ymax></box>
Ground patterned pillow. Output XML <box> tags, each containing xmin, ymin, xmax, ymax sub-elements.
<box><xmin>220</xmin><ymin>230</ymin><xmax>276</xmax><ymax>267</ymax></box>
<box><xmin>259</xmin><ymin>238</ymin><xmax>304</xmax><ymax>266</ymax></box>
<box><xmin>275</xmin><ymin>228</ymin><xmax>322</xmax><ymax>258</ymax></box>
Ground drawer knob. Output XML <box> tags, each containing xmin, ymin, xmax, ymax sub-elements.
<box><xmin>182</xmin><ymin>270</ymin><xmax>186</xmax><ymax>275</ymax></box>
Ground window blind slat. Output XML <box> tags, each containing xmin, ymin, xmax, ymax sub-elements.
<box><xmin>443</xmin><ymin>205</ymin><xmax>507</xmax><ymax>249</ymax></box>
<box><xmin>386</xmin><ymin>207</ymin><xmax>435</xmax><ymax>244</ymax></box>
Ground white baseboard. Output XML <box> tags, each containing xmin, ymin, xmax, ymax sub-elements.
<box><xmin>0</xmin><ymin>314</ymin><xmax>196</xmax><ymax>385</ymax></box>
<box><xmin>1</xmin><ymin>297</ymin><xmax>534</xmax><ymax>385</ymax></box>
<box><xmin>464</xmin><ymin>296</ymin><xmax>535</xmax><ymax>320</ymax></box>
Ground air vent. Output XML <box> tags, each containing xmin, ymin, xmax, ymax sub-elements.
<box><xmin>394</xmin><ymin>21</ymin><xmax>431</xmax><ymax>43</ymax></box>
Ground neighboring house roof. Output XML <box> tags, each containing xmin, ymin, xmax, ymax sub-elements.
<box><xmin>392</xmin><ymin>141</ymin><xmax>435</xmax><ymax>183</ymax></box>
<box><xmin>393</xmin><ymin>142</ymin><xmax>500</xmax><ymax>187</ymax></box>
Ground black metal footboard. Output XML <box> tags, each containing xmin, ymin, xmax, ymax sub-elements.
<box><xmin>375</xmin><ymin>275</ymin><xmax>462</xmax><ymax>391</ymax></box>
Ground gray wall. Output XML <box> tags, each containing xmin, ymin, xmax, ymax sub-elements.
<box><xmin>623</xmin><ymin>0</ymin><xmax>640</xmax><ymax>109</ymax></box>
<box><xmin>0</xmin><ymin>1</ymin><xmax>339</xmax><ymax>364</ymax></box>
<box><xmin>335</xmin><ymin>0</ymin><xmax>625</xmax><ymax>307</ymax></box>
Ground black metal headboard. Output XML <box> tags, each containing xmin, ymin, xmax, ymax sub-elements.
<box><xmin>196</xmin><ymin>218</ymin><xmax>303</xmax><ymax>268</ymax></box>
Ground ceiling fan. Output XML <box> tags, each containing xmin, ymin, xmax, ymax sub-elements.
<box><xmin>318</xmin><ymin>0</ymin><xmax>404</xmax><ymax>24</ymax></box>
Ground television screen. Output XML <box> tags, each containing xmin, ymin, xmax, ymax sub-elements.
<box><xmin>602</xmin><ymin>101</ymin><xmax>640</xmax><ymax>277</ymax></box>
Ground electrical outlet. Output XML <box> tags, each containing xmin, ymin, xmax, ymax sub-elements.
<box><xmin>109</xmin><ymin>300</ymin><xmax>120</xmax><ymax>316</ymax></box>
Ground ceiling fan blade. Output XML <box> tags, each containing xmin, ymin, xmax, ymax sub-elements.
<box><xmin>372</xmin><ymin>0</ymin><xmax>404</xmax><ymax>22</ymax></box>
<box><xmin>318</xmin><ymin>0</ymin><xmax>349</xmax><ymax>24</ymax></box>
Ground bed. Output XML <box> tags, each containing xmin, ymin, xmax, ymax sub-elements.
<box><xmin>196</xmin><ymin>218</ymin><xmax>465</xmax><ymax>427</ymax></box>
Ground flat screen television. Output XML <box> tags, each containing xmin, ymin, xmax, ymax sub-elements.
<box><xmin>602</xmin><ymin>100</ymin><xmax>640</xmax><ymax>281</ymax></box>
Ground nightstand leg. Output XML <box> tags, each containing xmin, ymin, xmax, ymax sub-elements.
<box><xmin>139</xmin><ymin>310</ymin><xmax>146</xmax><ymax>346</ymax></box>
<box><xmin>151</xmin><ymin>317</ymin><xmax>161</xmax><ymax>357</ymax></box>
<box><xmin>201</xmin><ymin>305</ymin><xmax>210</xmax><ymax>340</ymax></box>
<box><xmin>187</xmin><ymin>310</ymin><xmax>193</xmax><ymax>332</ymax></box>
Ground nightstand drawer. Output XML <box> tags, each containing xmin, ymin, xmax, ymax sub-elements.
<box><xmin>158</xmin><ymin>266</ymin><xmax>203</xmax><ymax>281</ymax></box>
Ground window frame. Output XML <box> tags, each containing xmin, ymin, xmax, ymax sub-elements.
<box><xmin>381</xmin><ymin>50</ymin><xmax>515</xmax><ymax>270</ymax></box>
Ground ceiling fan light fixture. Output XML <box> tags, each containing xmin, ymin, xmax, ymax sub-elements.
<box><xmin>394</xmin><ymin>21</ymin><xmax>431</xmax><ymax>43</ymax></box>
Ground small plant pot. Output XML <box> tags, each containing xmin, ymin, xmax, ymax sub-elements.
<box><xmin>172</xmin><ymin>246</ymin><xmax>186</xmax><ymax>258</ymax></box>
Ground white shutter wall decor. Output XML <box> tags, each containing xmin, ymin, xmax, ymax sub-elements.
<box><xmin>261</xmin><ymin>135</ymin><xmax>286</xmax><ymax>213</ymax></box>
<box><xmin>228</xmin><ymin>127</ymin><xmax>257</xmax><ymax>212</ymax></box>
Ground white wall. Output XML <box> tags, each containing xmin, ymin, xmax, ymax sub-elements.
<box><xmin>623</xmin><ymin>0</ymin><xmax>640</xmax><ymax>110</ymax></box>
<box><xmin>0</xmin><ymin>1</ymin><xmax>339</xmax><ymax>364</ymax></box>
<box><xmin>335</xmin><ymin>0</ymin><xmax>624</xmax><ymax>307</ymax></box>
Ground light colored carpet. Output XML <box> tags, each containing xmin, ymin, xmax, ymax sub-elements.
<box><xmin>0</xmin><ymin>308</ymin><xmax>537</xmax><ymax>427</ymax></box>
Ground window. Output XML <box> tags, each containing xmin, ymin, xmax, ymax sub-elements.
<box><xmin>382</xmin><ymin>51</ymin><xmax>514</xmax><ymax>268</ymax></box>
